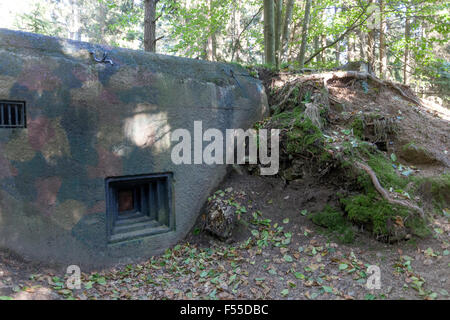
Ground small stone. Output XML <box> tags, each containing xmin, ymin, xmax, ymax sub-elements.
<box><xmin>204</xmin><ymin>198</ymin><xmax>236</xmax><ymax>240</ymax></box>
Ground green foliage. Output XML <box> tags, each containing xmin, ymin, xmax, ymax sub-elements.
<box><xmin>167</xmin><ymin>0</ymin><xmax>234</xmax><ymax>58</ymax></box>
<box><xmin>341</xmin><ymin>194</ymin><xmax>403</xmax><ymax>235</ymax></box>
<box><xmin>99</xmin><ymin>0</ymin><xmax>145</xmax><ymax>47</ymax></box>
<box><xmin>310</xmin><ymin>205</ymin><xmax>354</xmax><ymax>243</ymax></box>
<box><xmin>351</xmin><ymin>116</ymin><xmax>365</xmax><ymax>139</ymax></box>
<box><xmin>340</xmin><ymin>193</ymin><xmax>429</xmax><ymax>238</ymax></box>
<box><xmin>286</xmin><ymin>118</ymin><xmax>324</xmax><ymax>156</ymax></box>
<box><xmin>5</xmin><ymin>0</ymin><xmax>449</xmax><ymax>92</ymax></box>
<box><xmin>15</xmin><ymin>2</ymin><xmax>61</xmax><ymax>36</ymax></box>
<box><xmin>272</xmin><ymin>108</ymin><xmax>325</xmax><ymax>157</ymax></box>
<box><xmin>354</xmin><ymin>146</ymin><xmax>409</xmax><ymax>192</ymax></box>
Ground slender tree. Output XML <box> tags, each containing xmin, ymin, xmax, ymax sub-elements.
<box><xmin>367</xmin><ymin>0</ymin><xmax>376</xmax><ymax>73</ymax></box>
<box><xmin>334</xmin><ymin>6</ymin><xmax>341</xmax><ymax>65</ymax></box>
<box><xmin>274</xmin><ymin>0</ymin><xmax>283</xmax><ymax>67</ymax></box>
<box><xmin>280</xmin><ymin>0</ymin><xmax>294</xmax><ymax>61</ymax></box>
<box><xmin>144</xmin><ymin>0</ymin><xmax>157</xmax><ymax>52</ymax></box>
<box><xmin>359</xmin><ymin>29</ymin><xmax>366</xmax><ymax>61</ymax></box>
<box><xmin>314</xmin><ymin>36</ymin><xmax>320</xmax><ymax>63</ymax></box>
<box><xmin>298</xmin><ymin>0</ymin><xmax>312</xmax><ymax>68</ymax></box>
<box><xmin>403</xmin><ymin>15</ymin><xmax>411</xmax><ymax>84</ymax></box>
<box><xmin>263</xmin><ymin>0</ymin><xmax>276</xmax><ymax>66</ymax></box>
<box><xmin>232</xmin><ymin>0</ymin><xmax>242</xmax><ymax>61</ymax></box>
<box><xmin>204</xmin><ymin>0</ymin><xmax>217</xmax><ymax>61</ymax></box>
<box><xmin>379</xmin><ymin>0</ymin><xmax>387</xmax><ymax>78</ymax></box>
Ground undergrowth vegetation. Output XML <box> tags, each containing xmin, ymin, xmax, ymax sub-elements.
<box><xmin>260</xmin><ymin>75</ymin><xmax>448</xmax><ymax>244</ymax></box>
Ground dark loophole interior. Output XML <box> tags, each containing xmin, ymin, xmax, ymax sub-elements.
<box><xmin>118</xmin><ymin>189</ymin><xmax>134</xmax><ymax>213</ymax></box>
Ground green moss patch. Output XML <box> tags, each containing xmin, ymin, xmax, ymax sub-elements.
<box><xmin>351</xmin><ymin>116</ymin><xmax>365</xmax><ymax>139</ymax></box>
<box><xmin>309</xmin><ymin>205</ymin><xmax>355</xmax><ymax>244</ymax></box>
<box><xmin>415</xmin><ymin>173</ymin><xmax>450</xmax><ymax>213</ymax></box>
<box><xmin>340</xmin><ymin>193</ymin><xmax>429</xmax><ymax>239</ymax></box>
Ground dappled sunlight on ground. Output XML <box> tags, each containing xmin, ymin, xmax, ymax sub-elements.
<box><xmin>421</xmin><ymin>99</ymin><xmax>450</xmax><ymax>122</ymax></box>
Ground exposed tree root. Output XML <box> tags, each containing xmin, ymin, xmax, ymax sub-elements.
<box><xmin>355</xmin><ymin>161</ymin><xmax>425</xmax><ymax>218</ymax></box>
<box><xmin>271</xmin><ymin>71</ymin><xmax>423</xmax><ymax>113</ymax></box>
<box><xmin>300</xmin><ymin>71</ymin><xmax>423</xmax><ymax>107</ymax></box>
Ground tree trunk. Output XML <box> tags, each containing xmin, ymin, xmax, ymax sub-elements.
<box><xmin>347</xmin><ymin>35</ymin><xmax>355</xmax><ymax>62</ymax></box>
<box><xmin>232</xmin><ymin>1</ymin><xmax>242</xmax><ymax>62</ymax></box>
<box><xmin>314</xmin><ymin>37</ymin><xmax>320</xmax><ymax>63</ymax></box>
<box><xmin>379</xmin><ymin>0</ymin><xmax>387</xmax><ymax>79</ymax></box>
<box><xmin>359</xmin><ymin>29</ymin><xmax>366</xmax><ymax>61</ymax></box>
<box><xmin>69</xmin><ymin>0</ymin><xmax>81</xmax><ymax>41</ymax></box>
<box><xmin>205</xmin><ymin>0</ymin><xmax>216</xmax><ymax>61</ymax></box>
<box><xmin>274</xmin><ymin>0</ymin><xmax>283</xmax><ymax>67</ymax></box>
<box><xmin>263</xmin><ymin>0</ymin><xmax>276</xmax><ymax>66</ymax></box>
<box><xmin>281</xmin><ymin>0</ymin><xmax>294</xmax><ymax>62</ymax></box>
<box><xmin>367</xmin><ymin>1</ymin><xmax>375</xmax><ymax>73</ymax></box>
<box><xmin>205</xmin><ymin>36</ymin><xmax>214</xmax><ymax>61</ymax></box>
<box><xmin>144</xmin><ymin>0</ymin><xmax>157</xmax><ymax>52</ymax></box>
<box><xmin>335</xmin><ymin>40</ymin><xmax>340</xmax><ymax>65</ymax></box>
<box><xmin>288</xmin><ymin>21</ymin><xmax>299</xmax><ymax>62</ymax></box>
<box><xmin>403</xmin><ymin>16</ymin><xmax>410</xmax><ymax>84</ymax></box>
<box><xmin>298</xmin><ymin>0</ymin><xmax>312</xmax><ymax>68</ymax></box>
<box><xmin>334</xmin><ymin>6</ymin><xmax>340</xmax><ymax>65</ymax></box>
<box><xmin>321</xmin><ymin>35</ymin><xmax>326</xmax><ymax>63</ymax></box>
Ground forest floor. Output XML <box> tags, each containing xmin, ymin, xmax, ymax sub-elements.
<box><xmin>0</xmin><ymin>172</ymin><xmax>449</xmax><ymax>300</ymax></box>
<box><xmin>0</xmin><ymin>69</ymin><xmax>449</xmax><ymax>300</ymax></box>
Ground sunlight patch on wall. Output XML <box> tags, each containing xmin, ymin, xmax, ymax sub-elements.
<box><xmin>124</xmin><ymin>110</ymin><xmax>171</xmax><ymax>152</ymax></box>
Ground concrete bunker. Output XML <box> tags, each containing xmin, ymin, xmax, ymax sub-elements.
<box><xmin>0</xmin><ymin>29</ymin><xmax>268</xmax><ymax>267</ymax></box>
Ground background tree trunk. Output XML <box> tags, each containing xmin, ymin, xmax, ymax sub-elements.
<box><xmin>379</xmin><ymin>0</ymin><xmax>387</xmax><ymax>78</ymax></box>
<box><xmin>263</xmin><ymin>0</ymin><xmax>276</xmax><ymax>66</ymax></box>
<box><xmin>347</xmin><ymin>35</ymin><xmax>355</xmax><ymax>62</ymax></box>
<box><xmin>334</xmin><ymin>6</ymin><xmax>340</xmax><ymax>65</ymax></box>
<box><xmin>403</xmin><ymin>16</ymin><xmax>410</xmax><ymax>84</ymax></box>
<box><xmin>274</xmin><ymin>0</ymin><xmax>283</xmax><ymax>67</ymax></box>
<box><xmin>281</xmin><ymin>0</ymin><xmax>294</xmax><ymax>62</ymax></box>
<box><xmin>321</xmin><ymin>35</ymin><xmax>327</xmax><ymax>63</ymax></box>
<box><xmin>314</xmin><ymin>36</ymin><xmax>320</xmax><ymax>63</ymax></box>
<box><xmin>144</xmin><ymin>0</ymin><xmax>157</xmax><ymax>52</ymax></box>
<box><xmin>298</xmin><ymin>0</ymin><xmax>312</xmax><ymax>68</ymax></box>
<box><xmin>359</xmin><ymin>29</ymin><xmax>366</xmax><ymax>61</ymax></box>
<box><xmin>367</xmin><ymin>0</ymin><xmax>375</xmax><ymax>73</ymax></box>
<box><xmin>232</xmin><ymin>1</ymin><xmax>242</xmax><ymax>62</ymax></box>
<box><xmin>205</xmin><ymin>0</ymin><xmax>216</xmax><ymax>61</ymax></box>
<box><xmin>69</xmin><ymin>0</ymin><xmax>81</xmax><ymax>41</ymax></box>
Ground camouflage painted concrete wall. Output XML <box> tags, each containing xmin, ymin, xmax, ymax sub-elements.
<box><xmin>0</xmin><ymin>29</ymin><xmax>268</xmax><ymax>268</ymax></box>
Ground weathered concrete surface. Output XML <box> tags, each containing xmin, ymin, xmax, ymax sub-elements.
<box><xmin>0</xmin><ymin>29</ymin><xmax>268</xmax><ymax>268</ymax></box>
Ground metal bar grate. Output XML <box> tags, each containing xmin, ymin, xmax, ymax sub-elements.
<box><xmin>0</xmin><ymin>101</ymin><xmax>26</xmax><ymax>128</ymax></box>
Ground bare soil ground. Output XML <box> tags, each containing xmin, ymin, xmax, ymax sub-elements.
<box><xmin>0</xmin><ymin>171</ymin><xmax>449</xmax><ymax>300</ymax></box>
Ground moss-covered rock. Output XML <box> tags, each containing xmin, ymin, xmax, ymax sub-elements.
<box><xmin>415</xmin><ymin>173</ymin><xmax>450</xmax><ymax>213</ymax></box>
<box><xmin>340</xmin><ymin>193</ymin><xmax>429</xmax><ymax>241</ymax></box>
<box><xmin>399</xmin><ymin>141</ymin><xmax>436</xmax><ymax>165</ymax></box>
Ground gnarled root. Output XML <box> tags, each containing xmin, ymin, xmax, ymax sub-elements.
<box><xmin>355</xmin><ymin>161</ymin><xmax>425</xmax><ymax>219</ymax></box>
<box><xmin>292</xmin><ymin>71</ymin><xmax>422</xmax><ymax>107</ymax></box>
